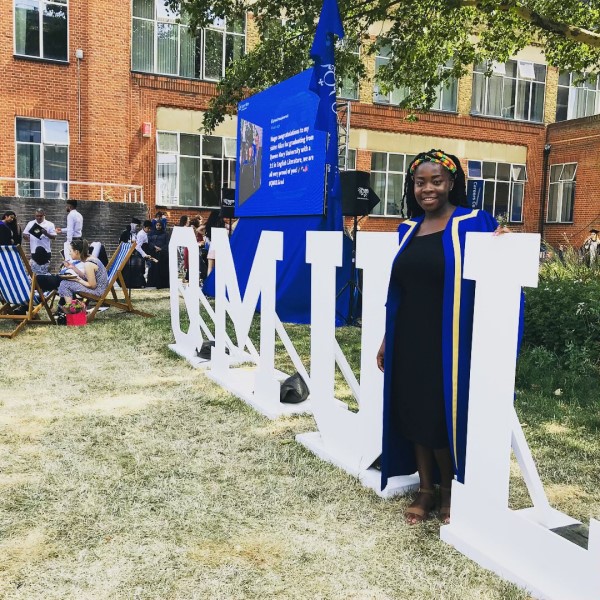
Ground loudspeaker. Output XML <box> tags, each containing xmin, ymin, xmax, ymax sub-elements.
<box><xmin>220</xmin><ymin>188</ymin><xmax>236</xmax><ymax>218</ymax></box>
<box><xmin>340</xmin><ymin>171</ymin><xmax>380</xmax><ymax>216</ymax></box>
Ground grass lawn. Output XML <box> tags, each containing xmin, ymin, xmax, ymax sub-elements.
<box><xmin>0</xmin><ymin>289</ymin><xmax>598</xmax><ymax>599</ymax></box>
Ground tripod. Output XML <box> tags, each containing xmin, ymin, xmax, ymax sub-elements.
<box><xmin>336</xmin><ymin>214</ymin><xmax>362</xmax><ymax>326</ymax></box>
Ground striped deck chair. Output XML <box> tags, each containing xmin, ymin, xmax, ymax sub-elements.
<box><xmin>0</xmin><ymin>245</ymin><xmax>56</xmax><ymax>339</ymax></box>
<box><xmin>78</xmin><ymin>242</ymin><xmax>153</xmax><ymax>322</ymax></box>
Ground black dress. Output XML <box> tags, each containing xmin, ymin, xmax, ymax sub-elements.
<box><xmin>390</xmin><ymin>230</ymin><xmax>448</xmax><ymax>449</ymax></box>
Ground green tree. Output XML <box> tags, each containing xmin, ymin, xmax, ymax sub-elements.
<box><xmin>167</xmin><ymin>0</ymin><xmax>600</xmax><ymax>130</ymax></box>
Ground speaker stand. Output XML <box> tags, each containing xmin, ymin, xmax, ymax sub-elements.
<box><xmin>336</xmin><ymin>215</ymin><xmax>362</xmax><ymax>327</ymax></box>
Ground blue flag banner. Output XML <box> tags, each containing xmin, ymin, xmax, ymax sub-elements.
<box><xmin>310</xmin><ymin>0</ymin><xmax>345</xmax><ymax>231</ymax></box>
<box><xmin>203</xmin><ymin>0</ymin><xmax>353</xmax><ymax>325</ymax></box>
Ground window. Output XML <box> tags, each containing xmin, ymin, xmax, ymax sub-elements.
<box><xmin>472</xmin><ymin>60</ymin><xmax>546</xmax><ymax>123</ymax></box>
<box><xmin>432</xmin><ymin>61</ymin><xmax>458</xmax><ymax>112</ymax></box>
<box><xmin>157</xmin><ymin>131</ymin><xmax>236</xmax><ymax>207</ymax></box>
<box><xmin>338</xmin><ymin>148</ymin><xmax>356</xmax><ymax>171</ymax></box>
<box><xmin>14</xmin><ymin>0</ymin><xmax>68</xmax><ymax>61</ymax></box>
<box><xmin>373</xmin><ymin>46</ymin><xmax>405</xmax><ymax>105</ymax></box>
<box><xmin>338</xmin><ymin>42</ymin><xmax>359</xmax><ymax>100</ymax></box>
<box><xmin>547</xmin><ymin>163</ymin><xmax>576</xmax><ymax>222</ymax></box>
<box><xmin>467</xmin><ymin>160</ymin><xmax>527</xmax><ymax>222</ymax></box>
<box><xmin>15</xmin><ymin>118</ymin><xmax>69</xmax><ymax>198</ymax></box>
<box><xmin>374</xmin><ymin>49</ymin><xmax>457</xmax><ymax>111</ymax></box>
<box><xmin>556</xmin><ymin>72</ymin><xmax>600</xmax><ymax>121</ymax></box>
<box><xmin>370</xmin><ymin>152</ymin><xmax>415</xmax><ymax>216</ymax></box>
<box><xmin>132</xmin><ymin>0</ymin><xmax>245</xmax><ymax>80</ymax></box>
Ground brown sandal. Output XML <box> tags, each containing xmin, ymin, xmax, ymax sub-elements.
<box><xmin>439</xmin><ymin>486</ymin><xmax>451</xmax><ymax>524</ymax></box>
<box><xmin>405</xmin><ymin>488</ymin><xmax>435</xmax><ymax>524</ymax></box>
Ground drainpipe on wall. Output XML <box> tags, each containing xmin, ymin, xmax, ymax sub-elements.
<box><xmin>538</xmin><ymin>140</ymin><xmax>552</xmax><ymax>242</ymax></box>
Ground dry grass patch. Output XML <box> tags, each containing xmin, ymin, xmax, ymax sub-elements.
<box><xmin>0</xmin><ymin>290</ymin><xmax>595</xmax><ymax>599</ymax></box>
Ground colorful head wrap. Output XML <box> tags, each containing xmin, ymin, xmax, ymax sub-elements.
<box><xmin>409</xmin><ymin>150</ymin><xmax>458</xmax><ymax>177</ymax></box>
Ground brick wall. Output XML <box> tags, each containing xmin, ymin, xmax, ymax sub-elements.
<box><xmin>347</xmin><ymin>103</ymin><xmax>547</xmax><ymax>233</ymax></box>
<box><xmin>0</xmin><ymin>197</ymin><xmax>147</xmax><ymax>272</ymax></box>
<box><xmin>545</xmin><ymin>114</ymin><xmax>600</xmax><ymax>248</ymax></box>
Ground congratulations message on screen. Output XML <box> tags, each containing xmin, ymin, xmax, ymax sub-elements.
<box><xmin>235</xmin><ymin>69</ymin><xmax>327</xmax><ymax>218</ymax></box>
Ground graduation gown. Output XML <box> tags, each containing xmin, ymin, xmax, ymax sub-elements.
<box><xmin>381</xmin><ymin>207</ymin><xmax>499</xmax><ymax>489</ymax></box>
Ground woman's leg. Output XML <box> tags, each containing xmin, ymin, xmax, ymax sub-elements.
<box><xmin>433</xmin><ymin>446</ymin><xmax>454</xmax><ymax>523</ymax></box>
<box><xmin>405</xmin><ymin>443</ymin><xmax>436</xmax><ymax>524</ymax></box>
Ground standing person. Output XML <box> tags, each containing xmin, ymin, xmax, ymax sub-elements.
<box><xmin>0</xmin><ymin>211</ymin><xmax>17</xmax><ymax>244</ymax></box>
<box><xmin>23</xmin><ymin>208</ymin><xmax>57</xmax><ymax>258</ymax></box>
<box><xmin>204</xmin><ymin>211</ymin><xmax>225</xmax><ymax>278</ymax></box>
<box><xmin>148</xmin><ymin>221</ymin><xmax>169</xmax><ymax>288</ymax></box>
<box><xmin>152</xmin><ymin>211</ymin><xmax>168</xmax><ymax>232</ymax></box>
<box><xmin>120</xmin><ymin>217</ymin><xmax>141</xmax><ymax>243</ymax></box>
<box><xmin>177</xmin><ymin>215</ymin><xmax>189</xmax><ymax>279</ymax></box>
<box><xmin>581</xmin><ymin>228</ymin><xmax>600</xmax><ymax>267</ymax></box>
<box><xmin>56</xmin><ymin>199</ymin><xmax>83</xmax><ymax>259</ymax></box>
<box><xmin>135</xmin><ymin>220</ymin><xmax>158</xmax><ymax>286</ymax></box>
<box><xmin>377</xmin><ymin>150</ymin><xmax>507</xmax><ymax>525</ymax></box>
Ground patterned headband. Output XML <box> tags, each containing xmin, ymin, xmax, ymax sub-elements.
<box><xmin>409</xmin><ymin>151</ymin><xmax>458</xmax><ymax>177</ymax></box>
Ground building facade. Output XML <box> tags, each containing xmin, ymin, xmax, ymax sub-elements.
<box><xmin>0</xmin><ymin>1</ymin><xmax>598</xmax><ymax>249</ymax></box>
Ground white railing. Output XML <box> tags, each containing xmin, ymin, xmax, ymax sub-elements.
<box><xmin>0</xmin><ymin>177</ymin><xmax>144</xmax><ymax>204</ymax></box>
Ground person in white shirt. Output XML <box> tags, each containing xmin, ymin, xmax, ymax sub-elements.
<box><xmin>56</xmin><ymin>199</ymin><xmax>83</xmax><ymax>259</ymax></box>
<box><xmin>22</xmin><ymin>208</ymin><xmax>57</xmax><ymax>257</ymax></box>
<box><xmin>136</xmin><ymin>220</ymin><xmax>158</xmax><ymax>280</ymax></box>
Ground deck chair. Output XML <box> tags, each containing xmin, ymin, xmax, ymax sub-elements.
<box><xmin>0</xmin><ymin>245</ymin><xmax>56</xmax><ymax>339</ymax></box>
<box><xmin>78</xmin><ymin>242</ymin><xmax>153</xmax><ymax>322</ymax></box>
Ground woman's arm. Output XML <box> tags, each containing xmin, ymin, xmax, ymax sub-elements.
<box><xmin>376</xmin><ymin>336</ymin><xmax>385</xmax><ymax>372</ymax></box>
<box><xmin>64</xmin><ymin>261</ymin><xmax>86</xmax><ymax>278</ymax></box>
<box><xmin>77</xmin><ymin>262</ymin><xmax>97</xmax><ymax>288</ymax></box>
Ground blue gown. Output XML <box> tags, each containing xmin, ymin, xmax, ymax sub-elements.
<box><xmin>381</xmin><ymin>207</ymin><xmax>499</xmax><ymax>489</ymax></box>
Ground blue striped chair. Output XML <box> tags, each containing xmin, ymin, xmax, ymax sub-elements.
<box><xmin>0</xmin><ymin>245</ymin><xmax>56</xmax><ymax>338</ymax></box>
<box><xmin>78</xmin><ymin>242</ymin><xmax>152</xmax><ymax>321</ymax></box>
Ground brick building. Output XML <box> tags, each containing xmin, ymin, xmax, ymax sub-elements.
<box><xmin>0</xmin><ymin>1</ymin><xmax>598</xmax><ymax>253</ymax></box>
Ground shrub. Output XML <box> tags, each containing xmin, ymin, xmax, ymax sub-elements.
<box><xmin>523</xmin><ymin>246</ymin><xmax>600</xmax><ymax>360</ymax></box>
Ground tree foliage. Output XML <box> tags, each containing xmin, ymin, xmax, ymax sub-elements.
<box><xmin>167</xmin><ymin>0</ymin><xmax>600</xmax><ymax>131</ymax></box>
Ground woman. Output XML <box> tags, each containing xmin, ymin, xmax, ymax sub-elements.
<box><xmin>204</xmin><ymin>211</ymin><xmax>226</xmax><ymax>278</ymax></box>
<box><xmin>377</xmin><ymin>150</ymin><xmax>504</xmax><ymax>525</ymax></box>
<box><xmin>58</xmin><ymin>239</ymin><xmax>109</xmax><ymax>306</ymax></box>
<box><xmin>148</xmin><ymin>221</ymin><xmax>169</xmax><ymax>288</ymax></box>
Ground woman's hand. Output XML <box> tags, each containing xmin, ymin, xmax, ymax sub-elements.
<box><xmin>493</xmin><ymin>225</ymin><xmax>511</xmax><ymax>236</ymax></box>
<box><xmin>376</xmin><ymin>337</ymin><xmax>385</xmax><ymax>373</ymax></box>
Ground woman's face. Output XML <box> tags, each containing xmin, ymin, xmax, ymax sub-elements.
<box><xmin>413</xmin><ymin>162</ymin><xmax>454</xmax><ymax>214</ymax></box>
<box><xmin>70</xmin><ymin>247</ymin><xmax>81</xmax><ymax>260</ymax></box>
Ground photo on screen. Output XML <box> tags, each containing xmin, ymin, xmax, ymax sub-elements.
<box><xmin>238</xmin><ymin>119</ymin><xmax>263</xmax><ymax>206</ymax></box>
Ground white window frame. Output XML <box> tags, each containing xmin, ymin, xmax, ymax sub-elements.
<box><xmin>131</xmin><ymin>0</ymin><xmax>246</xmax><ymax>81</ymax></box>
<box><xmin>338</xmin><ymin>148</ymin><xmax>357</xmax><ymax>171</ymax></box>
<box><xmin>337</xmin><ymin>42</ymin><xmax>359</xmax><ymax>101</ymax></box>
<box><xmin>431</xmin><ymin>61</ymin><xmax>458</xmax><ymax>113</ymax></box>
<box><xmin>556</xmin><ymin>72</ymin><xmax>600</xmax><ymax>121</ymax></box>
<box><xmin>156</xmin><ymin>130</ymin><xmax>236</xmax><ymax>207</ymax></box>
<box><xmin>472</xmin><ymin>59</ymin><xmax>546</xmax><ymax>123</ymax></box>
<box><xmin>373</xmin><ymin>46</ymin><xmax>405</xmax><ymax>105</ymax></box>
<box><xmin>15</xmin><ymin>117</ymin><xmax>70</xmax><ymax>199</ymax></box>
<box><xmin>467</xmin><ymin>160</ymin><xmax>527</xmax><ymax>222</ymax></box>
<box><xmin>369</xmin><ymin>152</ymin><xmax>415</xmax><ymax>217</ymax></box>
<box><xmin>546</xmin><ymin>162</ymin><xmax>577</xmax><ymax>223</ymax></box>
<box><xmin>374</xmin><ymin>48</ymin><xmax>457</xmax><ymax>112</ymax></box>
<box><xmin>14</xmin><ymin>0</ymin><xmax>69</xmax><ymax>62</ymax></box>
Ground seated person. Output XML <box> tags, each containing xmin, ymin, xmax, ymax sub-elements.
<box><xmin>57</xmin><ymin>239</ymin><xmax>109</xmax><ymax>308</ymax></box>
<box><xmin>30</xmin><ymin>247</ymin><xmax>51</xmax><ymax>276</ymax></box>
